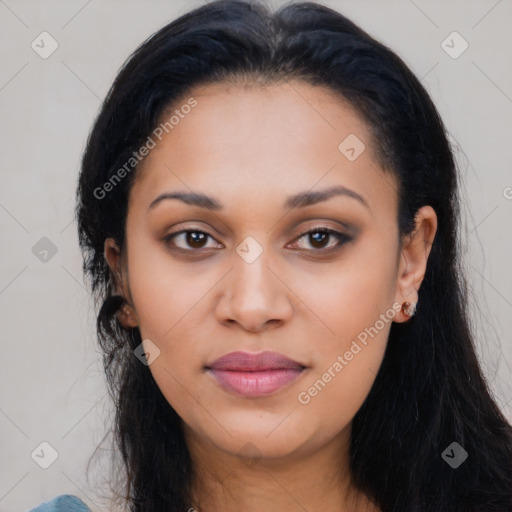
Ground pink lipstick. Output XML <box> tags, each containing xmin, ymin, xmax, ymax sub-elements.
<box><xmin>206</xmin><ymin>350</ymin><xmax>306</xmax><ymax>397</ymax></box>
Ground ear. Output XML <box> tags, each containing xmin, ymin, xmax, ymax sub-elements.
<box><xmin>394</xmin><ymin>205</ymin><xmax>437</xmax><ymax>323</ymax></box>
<box><xmin>104</xmin><ymin>237</ymin><xmax>139</xmax><ymax>328</ymax></box>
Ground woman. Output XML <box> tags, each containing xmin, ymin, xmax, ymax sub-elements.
<box><xmin>30</xmin><ymin>0</ymin><xmax>512</xmax><ymax>510</ymax></box>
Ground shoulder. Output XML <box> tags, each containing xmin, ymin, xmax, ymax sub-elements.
<box><xmin>28</xmin><ymin>494</ymin><xmax>91</xmax><ymax>512</ymax></box>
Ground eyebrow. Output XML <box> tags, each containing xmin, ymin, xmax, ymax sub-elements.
<box><xmin>148</xmin><ymin>185</ymin><xmax>369</xmax><ymax>211</ymax></box>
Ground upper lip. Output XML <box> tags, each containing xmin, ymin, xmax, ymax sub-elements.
<box><xmin>206</xmin><ymin>350</ymin><xmax>306</xmax><ymax>371</ymax></box>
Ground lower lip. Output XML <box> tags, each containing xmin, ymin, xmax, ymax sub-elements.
<box><xmin>208</xmin><ymin>368</ymin><xmax>304</xmax><ymax>397</ymax></box>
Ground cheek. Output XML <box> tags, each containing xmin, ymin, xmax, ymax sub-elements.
<box><xmin>125</xmin><ymin>233</ymin><xmax>206</xmax><ymax>340</ymax></box>
<box><xmin>295</xmin><ymin>298</ymin><xmax>395</xmax><ymax>445</ymax></box>
<box><xmin>293</xmin><ymin>328</ymin><xmax>389</xmax><ymax>451</ymax></box>
<box><xmin>125</xmin><ymin>234</ymin><xmax>229</xmax><ymax>406</ymax></box>
<box><xmin>298</xmin><ymin>235</ymin><xmax>399</xmax><ymax>348</ymax></box>
<box><xmin>292</xmin><ymin>237</ymin><xmax>398</xmax><ymax>425</ymax></box>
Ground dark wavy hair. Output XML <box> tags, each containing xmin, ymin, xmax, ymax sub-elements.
<box><xmin>76</xmin><ymin>1</ymin><xmax>512</xmax><ymax>510</ymax></box>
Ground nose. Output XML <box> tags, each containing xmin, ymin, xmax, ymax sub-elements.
<box><xmin>215</xmin><ymin>248</ymin><xmax>294</xmax><ymax>333</ymax></box>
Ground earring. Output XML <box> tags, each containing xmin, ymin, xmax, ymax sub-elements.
<box><xmin>402</xmin><ymin>301</ymin><xmax>416</xmax><ymax>317</ymax></box>
<box><xmin>116</xmin><ymin>302</ymin><xmax>138</xmax><ymax>327</ymax></box>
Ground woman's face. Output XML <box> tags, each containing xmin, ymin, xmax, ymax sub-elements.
<box><xmin>106</xmin><ymin>80</ymin><xmax>434</xmax><ymax>464</ymax></box>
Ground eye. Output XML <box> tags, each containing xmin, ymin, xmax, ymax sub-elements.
<box><xmin>288</xmin><ymin>227</ymin><xmax>352</xmax><ymax>253</ymax></box>
<box><xmin>163</xmin><ymin>226</ymin><xmax>353</xmax><ymax>254</ymax></box>
<box><xmin>163</xmin><ymin>230</ymin><xmax>222</xmax><ymax>251</ymax></box>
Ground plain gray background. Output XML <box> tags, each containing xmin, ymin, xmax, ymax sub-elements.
<box><xmin>0</xmin><ymin>0</ymin><xmax>511</xmax><ymax>510</ymax></box>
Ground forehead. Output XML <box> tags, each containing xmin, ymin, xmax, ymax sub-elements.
<box><xmin>130</xmin><ymin>80</ymin><xmax>397</xmax><ymax>216</ymax></box>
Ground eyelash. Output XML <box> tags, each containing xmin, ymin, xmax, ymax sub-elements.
<box><xmin>163</xmin><ymin>226</ymin><xmax>352</xmax><ymax>254</ymax></box>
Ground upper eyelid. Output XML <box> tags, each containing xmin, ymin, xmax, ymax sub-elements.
<box><xmin>164</xmin><ymin>218</ymin><xmax>354</xmax><ymax>235</ymax></box>
<box><xmin>166</xmin><ymin>224</ymin><xmax>349</xmax><ymax>237</ymax></box>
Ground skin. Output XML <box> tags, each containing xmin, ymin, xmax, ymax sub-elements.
<box><xmin>105</xmin><ymin>79</ymin><xmax>437</xmax><ymax>512</ymax></box>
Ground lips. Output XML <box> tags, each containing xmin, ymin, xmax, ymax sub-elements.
<box><xmin>205</xmin><ymin>350</ymin><xmax>307</xmax><ymax>397</ymax></box>
<box><xmin>206</xmin><ymin>350</ymin><xmax>305</xmax><ymax>372</ymax></box>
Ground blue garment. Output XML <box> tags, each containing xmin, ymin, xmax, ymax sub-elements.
<box><xmin>28</xmin><ymin>494</ymin><xmax>91</xmax><ymax>512</ymax></box>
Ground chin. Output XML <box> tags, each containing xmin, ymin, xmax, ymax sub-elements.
<box><xmin>207</xmin><ymin>417</ymin><xmax>318</xmax><ymax>458</ymax></box>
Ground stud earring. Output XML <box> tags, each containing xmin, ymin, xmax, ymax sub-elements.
<box><xmin>116</xmin><ymin>302</ymin><xmax>138</xmax><ymax>327</ymax></box>
<box><xmin>402</xmin><ymin>301</ymin><xmax>416</xmax><ymax>317</ymax></box>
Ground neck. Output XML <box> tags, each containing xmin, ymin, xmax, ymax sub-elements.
<box><xmin>185</xmin><ymin>424</ymin><xmax>380</xmax><ymax>512</ymax></box>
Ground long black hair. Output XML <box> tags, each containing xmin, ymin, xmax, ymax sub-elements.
<box><xmin>76</xmin><ymin>1</ymin><xmax>512</xmax><ymax>510</ymax></box>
